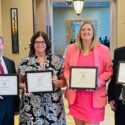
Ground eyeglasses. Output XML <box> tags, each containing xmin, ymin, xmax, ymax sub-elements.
<box><xmin>35</xmin><ymin>41</ymin><xmax>45</xmax><ymax>44</ymax></box>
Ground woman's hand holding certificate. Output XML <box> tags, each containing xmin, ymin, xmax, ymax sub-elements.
<box><xmin>25</xmin><ymin>71</ymin><xmax>53</xmax><ymax>93</ymax></box>
<box><xmin>69</xmin><ymin>66</ymin><xmax>98</xmax><ymax>90</ymax></box>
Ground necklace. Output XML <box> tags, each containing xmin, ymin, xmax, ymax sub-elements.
<box><xmin>37</xmin><ymin>57</ymin><xmax>46</xmax><ymax>69</ymax></box>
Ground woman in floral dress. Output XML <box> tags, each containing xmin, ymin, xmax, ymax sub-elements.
<box><xmin>18</xmin><ymin>31</ymin><xmax>66</xmax><ymax>125</ymax></box>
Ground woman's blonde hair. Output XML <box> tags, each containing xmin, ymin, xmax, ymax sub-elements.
<box><xmin>76</xmin><ymin>20</ymin><xmax>97</xmax><ymax>50</ymax></box>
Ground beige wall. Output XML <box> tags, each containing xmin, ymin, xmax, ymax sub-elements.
<box><xmin>117</xmin><ymin>0</ymin><xmax>125</xmax><ymax>47</ymax></box>
<box><xmin>1</xmin><ymin>0</ymin><xmax>125</xmax><ymax>68</ymax></box>
<box><xmin>1</xmin><ymin>0</ymin><xmax>33</xmax><ymax>68</ymax></box>
<box><xmin>34</xmin><ymin>0</ymin><xmax>53</xmax><ymax>34</ymax></box>
<box><xmin>0</xmin><ymin>0</ymin><xmax>2</xmax><ymax>35</ymax></box>
<box><xmin>35</xmin><ymin>0</ymin><xmax>46</xmax><ymax>32</ymax></box>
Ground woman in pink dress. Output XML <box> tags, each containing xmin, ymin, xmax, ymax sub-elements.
<box><xmin>64</xmin><ymin>21</ymin><xmax>113</xmax><ymax>125</ymax></box>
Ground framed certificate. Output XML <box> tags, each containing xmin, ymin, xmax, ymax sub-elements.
<box><xmin>116</xmin><ymin>61</ymin><xmax>125</xmax><ymax>84</ymax></box>
<box><xmin>25</xmin><ymin>70</ymin><xmax>53</xmax><ymax>93</ymax></box>
<box><xmin>69</xmin><ymin>66</ymin><xmax>98</xmax><ymax>89</ymax></box>
<box><xmin>0</xmin><ymin>74</ymin><xmax>19</xmax><ymax>95</ymax></box>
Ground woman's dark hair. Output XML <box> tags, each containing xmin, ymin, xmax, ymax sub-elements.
<box><xmin>29</xmin><ymin>31</ymin><xmax>51</xmax><ymax>57</ymax></box>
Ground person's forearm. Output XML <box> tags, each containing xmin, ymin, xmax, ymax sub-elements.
<box><xmin>19</xmin><ymin>82</ymin><xmax>26</xmax><ymax>90</ymax></box>
<box><xmin>58</xmin><ymin>79</ymin><xmax>66</xmax><ymax>87</ymax></box>
<box><xmin>53</xmin><ymin>79</ymin><xmax>67</xmax><ymax>88</ymax></box>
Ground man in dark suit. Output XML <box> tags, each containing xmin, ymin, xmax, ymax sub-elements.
<box><xmin>0</xmin><ymin>36</ymin><xmax>19</xmax><ymax>125</ymax></box>
<box><xmin>108</xmin><ymin>46</ymin><xmax>125</xmax><ymax>125</ymax></box>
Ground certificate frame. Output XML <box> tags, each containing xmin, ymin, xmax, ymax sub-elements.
<box><xmin>69</xmin><ymin>66</ymin><xmax>98</xmax><ymax>90</ymax></box>
<box><xmin>25</xmin><ymin>70</ymin><xmax>53</xmax><ymax>93</ymax></box>
<box><xmin>116</xmin><ymin>61</ymin><xmax>125</xmax><ymax>84</ymax></box>
<box><xmin>0</xmin><ymin>74</ymin><xmax>19</xmax><ymax>96</ymax></box>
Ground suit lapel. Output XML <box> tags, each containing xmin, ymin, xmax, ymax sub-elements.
<box><xmin>93</xmin><ymin>47</ymin><xmax>100</xmax><ymax>66</ymax></box>
<box><xmin>3</xmin><ymin>57</ymin><xmax>10</xmax><ymax>73</ymax></box>
<box><xmin>73</xmin><ymin>47</ymin><xmax>80</xmax><ymax>66</ymax></box>
<box><xmin>93</xmin><ymin>43</ymin><xmax>101</xmax><ymax>74</ymax></box>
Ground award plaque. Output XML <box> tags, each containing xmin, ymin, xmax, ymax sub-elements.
<box><xmin>69</xmin><ymin>66</ymin><xmax>98</xmax><ymax>90</ymax></box>
<box><xmin>26</xmin><ymin>70</ymin><xmax>53</xmax><ymax>93</ymax></box>
<box><xmin>116</xmin><ymin>61</ymin><xmax>125</xmax><ymax>84</ymax></box>
<box><xmin>0</xmin><ymin>74</ymin><xmax>19</xmax><ymax>95</ymax></box>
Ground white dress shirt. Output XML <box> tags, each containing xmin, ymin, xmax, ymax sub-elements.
<box><xmin>0</xmin><ymin>56</ymin><xmax>8</xmax><ymax>99</ymax></box>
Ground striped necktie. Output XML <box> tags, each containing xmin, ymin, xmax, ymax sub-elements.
<box><xmin>0</xmin><ymin>60</ymin><xmax>4</xmax><ymax>74</ymax></box>
<box><xmin>0</xmin><ymin>59</ymin><xmax>4</xmax><ymax>99</ymax></box>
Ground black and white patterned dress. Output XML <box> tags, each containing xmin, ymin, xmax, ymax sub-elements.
<box><xmin>18</xmin><ymin>55</ymin><xmax>66</xmax><ymax>125</ymax></box>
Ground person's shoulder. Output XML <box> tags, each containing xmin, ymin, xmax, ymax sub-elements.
<box><xmin>51</xmin><ymin>54</ymin><xmax>59</xmax><ymax>59</ymax></box>
<box><xmin>67</xmin><ymin>43</ymin><xmax>77</xmax><ymax>50</ymax></box>
<box><xmin>51</xmin><ymin>54</ymin><xmax>63</xmax><ymax>61</ymax></box>
<box><xmin>21</xmin><ymin>56</ymin><xmax>30</xmax><ymax>60</ymax></box>
<box><xmin>50</xmin><ymin>55</ymin><xmax>63</xmax><ymax>67</ymax></box>
<box><xmin>94</xmin><ymin>42</ymin><xmax>109</xmax><ymax>51</ymax></box>
<box><xmin>115</xmin><ymin>46</ymin><xmax>125</xmax><ymax>53</ymax></box>
<box><xmin>3</xmin><ymin>56</ymin><xmax>14</xmax><ymax>63</ymax></box>
<box><xmin>19</xmin><ymin>56</ymin><xmax>30</xmax><ymax>63</ymax></box>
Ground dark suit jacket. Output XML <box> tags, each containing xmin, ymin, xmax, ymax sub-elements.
<box><xmin>0</xmin><ymin>56</ymin><xmax>19</xmax><ymax>119</ymax></box>
<box><xmin>108</xmin><ymin>47</ymin><xmax>125</xmax><ymax>102</ymax></box>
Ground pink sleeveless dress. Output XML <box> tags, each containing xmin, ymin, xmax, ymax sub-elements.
<box><xmin>69</xmin><ymin>51</ymin><xmax>104</xmax><ymax>122</ymax></box>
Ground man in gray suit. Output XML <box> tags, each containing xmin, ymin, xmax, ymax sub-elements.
<box><xmin>0</xmin><ymin>36</ymin><xmax>19</xmax><ymax>125</ymax></box>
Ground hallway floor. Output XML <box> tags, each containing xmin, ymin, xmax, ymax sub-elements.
<box><xmin>15</xmin><ymin>97</ymin><xmax>114</xmax><ymax>125</ymax></box>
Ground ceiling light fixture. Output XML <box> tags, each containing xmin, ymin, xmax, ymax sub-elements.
<box><xmin>73</xmin><ymin>0</ymin><xmax>84</xmax><ymax>16</ymax></box>
<box><xmin>66</xmin><ymin>0</ymin><xmax>73</xmax><ymax>5</ymax></box>
<box><xmin>66</xmin><ymin>0</ymin><xmax>84</xmax><ymax>16</ymax></box>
